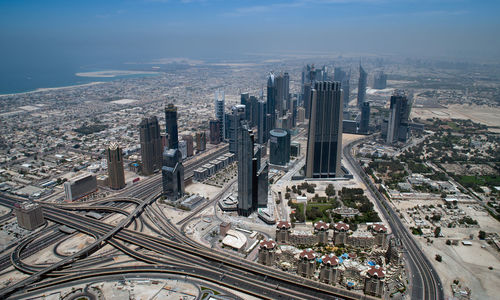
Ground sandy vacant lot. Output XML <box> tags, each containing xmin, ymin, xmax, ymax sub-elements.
<box><xmin>412</xmin><ymin>104</ymin><xmax>500</xmax><ymax>132</ymax></box>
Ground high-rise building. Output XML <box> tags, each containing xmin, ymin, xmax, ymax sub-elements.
<box><xmin>209</xmin><ymin>119</ymin><xmax>221</xmax><ymax>144</ymax></box>
<box><xmin>178</xmin><ymin>140</ymin><xmax>187</xmax><ymax>159</ymax></box>
<box><xmin>386</xmin><ymin>91</ymin><xmax>411</xmax><ymax>144</ymax></box>
<box><xmin>164</xmin><ymin>103</ymin><xmax>179</xmax><ymax>150</ymax></box>
<box><xmin>15</xmin><ymin>202</ymin><xmax>45</xmax><ymax>230</ymax></box>
<box><xmin>373</xmin><ymin>71</ymin><xmax>387</xmax><ymax>89</ymax></box>
<box><xmin>342</xmin><ymin>71</ymin><xmax>351</xmax><ymax>109</ymax></box>
<box><xmin>359</xmin><ymin>102</ymin><xmax>370</xmax><ymax>134</ymax></box>
<box><xmin>237</xmin><ymin>123</ymin><xmax>268</xmax><ymax>216</ymax></box>
<box><xmin>357</xmin><ymin>64</ymin><xmax>367</xmax><ymax>108</ymax></box>
<box><xmin>106</xmin><ymin>142</ymin><xmax>126</xmax><ymax>190</ymax></box>
<box><xmin>257</xmin><ymin>100</ymin><xmax>268</xmax><ymax>144</ymax></box>
<box><xmin>228</xmin><ymin>105</ymin><xmax>246</xmax><ymax>154</ymax></box>
<box><xmin>305</xmin><ymin>81</ymin><xmax>343</xmax><ymax>178</ymax></box>
<box><xmin>237</xmin><ymin>124</ymin><xmax>255</xmax><ymax>216</ymax></box>
<box><xmin>303</xmin><ymin>82</ymin><xmax>312</xmax><ymax>119</ymax></box>
<box><xmin>269</xmin><ymin>129</ymin><xmax>291</xmax><ymax>166</ymax></box>
<box><xmin>162</xmin><ymin>148</ymin><xmax>184</xmax><ymax>200</ymax></box>
<box><xmin>195</xmin><ymin>131</ymin><xmax>206</xmax><ymax>152</ymax></box>
<box><xmin>275</xmin><ymin>72</ymin><xmax>289</xmax><ymax>116</ymax></box>
<box><xmin>215</xmin><ymin>89</ymin><xmax>225</xmax><ymax>140</ymax></box>
<box><xmin>334</xmin><ymin>67</ymin><xmax>346</xmax><ymax>82</ymax></box>
<box><xmin>139</xmin><ymin>116</ymin><xmax>163</xmax><ymax>175</ymax></box>
<box><xmin>241</xmin><ymin>92</ymin><xmax>251</xmax><ymax>121</ymax></box>
<box><xmin>297</xmin><ymin>107</ymin><xmax>306</xmax><ymax>123</ymax></box>
<box><xmin>267</xmin><ymin>73</ymin><xmax>277</xmax><ymax>130</ymax></box>
<box><xmin>182</xmin><ymin>134</ymin><xmax>194</xmax><ymax>157</ymax></box>
<box><xmin>64</xmin><ymin>173</ymin><xmax>97</xmax><ymax>201</ymax></box>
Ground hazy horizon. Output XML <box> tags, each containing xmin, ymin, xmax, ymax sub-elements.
<box><xmin>1</xmin><ymin>0</ymin><xmax>500</xmax><ymax>93</ymax></box>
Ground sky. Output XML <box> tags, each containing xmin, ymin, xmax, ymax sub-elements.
<box><xmin>1</xmin><ymin>0</ymin><xmax>500</xmax><ymax>67</ymax></box>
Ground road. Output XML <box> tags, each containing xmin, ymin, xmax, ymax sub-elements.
<box><xmin>343</xmin><ymin>138</ymin><xmax>444</xmax><ymax>300</ymax></box>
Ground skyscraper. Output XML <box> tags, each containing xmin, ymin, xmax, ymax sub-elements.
<box><xmin>228</xmin><ymin>105</ymin><xmax>246</xmax><ymax>154</ymax></box>
<box><xmin>303</xmin><ymin>82</ymin><xmax>312</xmax><ymax>119</ymax></box>
<box><xmin>106</xmin><ymin>142</ymin><xmax>126</xmax><ymax>189</ymax></box>
<box><xmin>139</xmin><ymin>116</ymin><xmax>162</xmax><ymax>175</ymax></box>
<box><xmin>275</xmin><ymin>72</ymin><xmax>289</xmax><ymax>116</ymax></box>
<box><xmin>373</xmin><ymin>71</ymin><xmax>387</xmax><ymax>89</ymax></box>
<box><xmin>237</xmin><ymin>122</ymin><xmax>268</xmax><ymax>216</ymax></box>
<box><xmin>386</xmin><ymin>91</ymin><xmax>411</xmax><ymax>144</ymax></box>
<box><xmin>182</xmin><ymin>134</ymin><xmax>194</xmax><ymax>157</ymax></box>
<box><xmin>357</xmin><ymin>65</ymin><xmax>367</xmax><ymax>108</ymax></box>
<box><xmin>305</xmin><ymin>81</ymin><xmax>343</xmax><ymax>178</ymax></box>
<box><xmin>162</xmin><ymin>148</ymin><xmax>184</xmax><ymax>200</ymax></box>
<box><xmin>215</xmin><ymin>89</ymin><xmax>225</xmax><ymax>140</ymax></box>
<box><xmin>195</xmin><ymin>131</ymin><xmax>206</xmax><ymax>152</ymax></box>
<box><xmin>257</xmin><ymin>100</ymin><xmax>268</xmax><ymax>144</ymax></box>
<box><xmin>269</xmin><ymin>129</ymin><xmax>291</xmax><ymax>166</ymax></box>
<box><xmin>342</xmin><ymin>71</ymin><xmax>351</xmax><ymax>109</ymax></box>
<box><xmin>165</xmin><ymin>103</ymin><xmax>179</xmax><ymax>150</ymax></box>
<box><xmin>209</xmin><ymin>119</ymin><xmax>221</xmax><ymax>144</ymax></box>
<box><xmin>267</xmin><ymin>73</ymin><xmax>277</xmax><ymax>130</ymax></box>
<box><xmin>359</xmin><ymin>102</ymin><xmax>370</xmax><ymax>134</ymax></box>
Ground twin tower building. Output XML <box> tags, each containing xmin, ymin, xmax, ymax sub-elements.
<box><xmin>139</xmin><ymin>104</ymin><xmax>184</xmax><ymax>200</ymax></box>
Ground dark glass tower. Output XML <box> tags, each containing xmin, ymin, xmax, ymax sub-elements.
<box><xmin>387</xmin><ymin>91</ymin><xmax>410</xmax><ymax>144</ymax></box>
<box><xmin>359</xmin><ymin>102</ymin><xmax>370</xmax><ymax>134</ymax></box>
<box><xmin>139</xmin><ymin>116</ymin><xmax>162</xmax><ymax>175</ymax></box>
<box><xmin>162</xmin><ymin>148</ymin><xmax>184</xmax><ymax>200</ymax></box>
<box><xmin>269</xmin><ymin>129</ymin><xmax>291</xmax><ymax>166</ymax></box>
<box><xmin>164</xmin><ymin>103</ymin><xmax>179</xmax><ymax>150</ymax></box>
<box><xmin>305</xmin><ymin>81</ymin><xmax>343</xmax><ymax>178</ymax></box>
<box><xmin>357</xmin><ymin>65</ymin><xmax>367</xmax><ymax>108</ymax></box>
<box><xmin>229</xmin><ymin>105</ymin><xmax>246</xmax><ymax>154</ymax></box>
<box><xmin>267</xmin><ymin>73</ymin><xmax>277</xmax><ymax>130</ymax></box>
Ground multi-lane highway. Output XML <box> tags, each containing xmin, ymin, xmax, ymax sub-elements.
<box><xmin>343</xmin><ymin>138</ymin><xmax>444</xmax><ymax>300</ymax></box>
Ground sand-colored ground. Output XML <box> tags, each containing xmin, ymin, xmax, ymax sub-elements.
<box><xmin>185</xmin><ymin>182</ymin><xmax>222</xmax><ymax>199</ymax></box>
<box><xmin>412</xmin><ymin>104</ymin><xmax>500</xmax><ymax>132</ymax></box>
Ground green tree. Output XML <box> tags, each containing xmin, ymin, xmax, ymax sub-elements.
<box><xmin>434</xmin><ymin>227</ymin><xmax>441</xmax><ymax>238</ymax></box>
<box><xmin>325</xmin><ymin>184</ymin><xmax>336</xmax><ymax>198</ymax></box>
<box><xmin>479</xmin><ymin>230</ymin><xmax>486</xmax><ymax>240</ymax></box>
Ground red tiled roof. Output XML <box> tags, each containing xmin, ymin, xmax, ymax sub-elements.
<box><xmin>372</xmin><ymin>224</ymin><xmax>387</xmax><ymax>233</ymax></box>
<box><xmin>277</xmin><ymin>220</ymin><xmax>291</xmax><ymax>229</ymax></box>
<box><xmin>300</xmin><ymin>249</ymin><xmax>317</xmax><ymax>260</ymax></box>
<box><xmin>314</xmin><ymin>220</ymin><xmax>329</xmax><ymax>230</ymax></box>
<box><xmin>334</xmin><ymin>222</ymin><xmax>349</xmax><ymax>231</ymax></box>
<box><xmin>348</xmin><ymin>253</ymin><xmax>357</xmax><ymax>259</ymax></box>
<box><xmin>260</xmin><ymin>239</ymin><xmax>276</xmax><ymax>249</ymax></box>
<box><xmin>367</xmin><ymin>266</ymin><xmax>385</xmax><ymax>278</ymax></box>
<box><xmin>322</xmin><ymin>254</ymin><xmax>339</xmax><ymax>266</ymax></box>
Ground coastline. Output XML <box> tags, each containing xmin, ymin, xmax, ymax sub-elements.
<box><xmin>0</xmin><ymin>82</ymin><xmax>106</xmax><ymax>98</ymax></box>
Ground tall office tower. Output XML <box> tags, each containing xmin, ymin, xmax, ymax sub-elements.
<box><xmin>164</xmin><ymin>103</ymin><xmax>179</xmax><ymax>150</ymax></box>
<box><xmin>266</xmin><ymin>72</ymin><xmax>277</xmax><ymax>130</ymax></box>
<box><xmin>342</xmin><ymin>71</ymin><xmax>351</xmax><ymax>109</ymax></box>
<box><xmin>386</xmin><ymin>91</ymin><xmax>411</xmax><ymax>144</ymax></box>
<box><xmin>178</xmin><ymin>140</ymin><xmax>187</xmax><ymax>159</ymax></box>
<box><xmin>195</xmin><ymin>131</ymin><xmax>206</xmax><ymax>152</ymax></box>
<box><xmin>224</xmin><ymin>112</ymin><xmax>231</xmax><ymax>140</ymax></box>
<box><xmin>291</xmin><ymin>96</ymin><xmax>298</xmax><ymax>127</ymax></box>
<box><xmin>162</xmin><ymin>148</ymin><xmax>184</xmax><ymax>200</ymax></box>
<box><xmin>182</xmin><ymin>134</ymin><xmax>194</xmax><ymax>157</ymax></box>
<box><xmin>334</xmin><ymin>67</ymin><xmax>346</xmax><ymax>82</ymax></box>
<box><xmin>241</xmin><ymin>92</ymin><xmax>251</xmax><ymax>122</ymax></box>
<box><xmin>139</xmin><ymin>116</ymin><xmax>163</xmax><ymax>175</ymax></box>
<box><xmin>228</xmin><ymin>105</ymin><xmax>246</xmax><ymax>154</ymax></box>
<box><xmin>269</xmin><ymin>129</ymin><xmax>291</xmax><ymax>166</ymax></box>
<box><xmin>250</xmin><ymin>95</ymin><xmax>259</xmax><ymax>127</ymax></box>
<box><xmin>106</xmin><ymin>142</ymin><xmax>126</xmax><ymax>190</ymax></box>
<box><xmin>257</xmin><ymin>100</ymin><xmax>268</xmax><ymax>144</ymax></box>
<box><xmin>215</xmin><ymin>89</ymin><xmax>225</xmax><ymax>140</ymax></box>
<box><xmin>305</xmin><ymin>81</ymin><xmax>344</xmax><ymax>178</ymax></box>
<box><xmin>297</xmin><ymin>107</ymin><xmax>306</xmax><ymax>123</ymax></box>
<box><xmin>237</xmin><ymin>122</ymin><xmax>268</xmax><ymax>217</ymax></box>
<box><xmin>303</xmin><ymin>82</ymin><xmax>312</xmax><ymax>119</ymax></box>
<box><xmin>209</xmin><ymin>119</ymin><xmax>221</xmax><ymax>144</ymax></box>
<box><xmin>257</xmin><ymin>162</ymin><xmax>269</xmax><ymax>208</ymax></box>
<box><xmin>359</xmin><ymin>102</ymin><xmax>371</xmax><ymax>134</ymax></box>
<box><xmin>357</xmin><ymin>64</ymin><xmax>367</xmax><ymax>108</ymax></box>
<box><xmin>237</xmin><ymin>123</ymin><xmax>256</xmax><ymax>216</ymax></box>
<box><xmin>373</xmin><ymin>71</ymin><xmax>387</xmax><ymax>89</ymax></box>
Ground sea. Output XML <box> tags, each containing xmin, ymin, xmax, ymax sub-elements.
<box><xmin>0</xmin><ymin>61</ymin><xmax>161</xmax><ymax>95</ymax></box>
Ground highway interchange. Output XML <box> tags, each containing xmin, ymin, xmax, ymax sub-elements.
<box><xmin>0</xmin><ymin>136</ymin><xmax>442</xmax><ymax>300</ymax></box>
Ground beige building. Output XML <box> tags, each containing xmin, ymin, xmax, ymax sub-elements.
<box><xmin>276</xmin><ymin>220</ymin><xmax>291</xmax><ymax>244</ymax></box>
<box><xmin>314</xmin><ymin>220</ymin><xmax>329</xmax><ymax>244</ymax></box>
<box><xmin>258</xmin><ymin>239</ymin><xmax>276</xmax><ymax>266</ymax></box>
<box><xmin>319</xmin><ymin>254</ymin><xmax>339</xmax><ymax>284</ymax></box>
<box><xmin>364</xmin><ymin>265</ymin><xmax>385</xmax><ymax>297</ymax></box>
<box><xmin>106</xmin><ymin>142</ymin><xmax>126</xmax><ymax>190</ymax></box>
<box><xmin>333</xmin><ymin>222</ymin><xmax>349</xmax><ymax>245</ymax></box>
<box><xmin>297</xmin><ymin>248</ymin><xmax>317</xmax><ymax>278</ymax></box>
<box><xmin>15</xmin><ymin>202</ymin><xmax>45</xmax><ymax>230</ymax></box>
